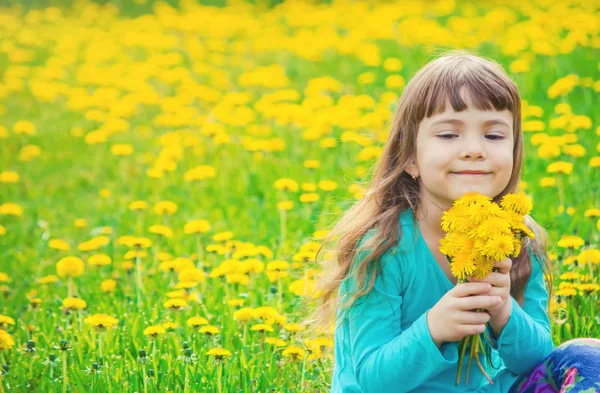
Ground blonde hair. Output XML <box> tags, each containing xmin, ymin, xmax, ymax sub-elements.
<box><xmin>302</xmin><ymin>49</ymin><xmax>553</xmax><ymax>339</ymax></box>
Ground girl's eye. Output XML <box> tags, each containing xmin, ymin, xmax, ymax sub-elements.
<box><xmin>437</xmin><ymin>134</ymin><xmax>457</xmax><ymax>139</ymax></box>
<box><xmin>486</xmin><ymin>134</ymin><xmax>505</xmax><ymax>140</ymax></box>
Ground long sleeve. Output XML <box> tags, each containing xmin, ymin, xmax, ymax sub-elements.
<box><xmin>490</xmin><ymin>249</ymin><xmax>555</xmax><ymax>376</ymax></box>
<box><xmin>341</xmin><ymin>243</ymin><xmax>459</xmax><ymax>393</ymax></box>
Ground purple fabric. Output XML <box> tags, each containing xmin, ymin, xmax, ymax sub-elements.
<box><xmin>508</xmin><ymin>338</ymin><xmax>600</xmax><ymax>393</ymax></box>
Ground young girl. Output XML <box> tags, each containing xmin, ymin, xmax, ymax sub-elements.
<box><xmin>313</xmin><ymin>51</ymin><xmax>600</xmax><ymax>393</ymax></box>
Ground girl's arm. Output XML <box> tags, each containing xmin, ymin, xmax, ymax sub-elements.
<box><xmin>342</xmin><ymin>246</ymin><xmax>458</xmax><ymax>393</ymax></box>
<box><xmin>487</xmin><ymin>249</ymin><xmax>555</xmax><ymax>375</ymax></box>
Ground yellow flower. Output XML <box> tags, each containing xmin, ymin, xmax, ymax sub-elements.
<box><xmin>0</xmin><ymin>330</ymin><xmax>15</xmax><ymax>351</ymax></box>
<box><xmin>153</xmin><ymin>201</ymin><xmax>178</xmax><ymax>215</ymax></box>
<box><xmin>187</xmin><ymin>316</ymin><xmax>208</xmax><ymax>328</ymax></box>
<box><xmin>540</xmin><ymin>177</ymin><xmax>556</xmax><ymax>187</ymax></box>
<box><xmin>84</xmin><ymin>314</ymin><xmax>118</xmax><ymax>330</ymax></box>
<box><xmin>0</xmin><ymin>314</ymin><xmax>16</xmax><ymax>327</ymax></box>
<box><xmin>162</xmin><ymin>322</ymin><xmax>179</xmax><ymax>331</ymax></box>
<box><xmin>111</xmin><ymin>144</ymin><xmax>134</xmax><ymax>156</ymax></box>
<box><xmin>0</xmin><ymin>203</ymin><xmax>23</xmax><ymax>216</ymax></box>
<box><xmin>500</xmin><ymin>193</ymin><xmax>533</xmax><ymax>216</ymax></box>
<box><xmin>283</xmin><ymin>323</ymin><xmax>304</xmax><ymax>332</ymax></box>
<box><xmin>299</xmin><ymin>193</ymin><xmax>319</xmax><ymax>203</ymax></box>
<box><xmin>88</xmin><ymin>253</ymin><xmax>112</xmax><ymax>266</ymax></box>
<box><xmin>62</xmin><ymin>297</ymin><xmax>87</xmax><ymax>311</ymax></box>
<box><xmin>129</xmin><ymin>201</ymin><xmax>148</xmax><ymax>211</ymax></box>
<box><xmin>318</xmin><ymin>180</ymin><xmax>338</xmax><ymax>191</ymax></box>
<box><xmin>38</xmin><ymin>275</ymin><xmax>59</xmax><ymax>284</ymax></box>
<box><xmin>149</xmin><ymin>224</ymin><xmax>173</xmax><ymax>237</ymax></box>
<box><xmin>13</xmin><ymin>120</ymin><xmax>35</xmax><ymax>135</ymax></box>
<box><xmin>449</xmin><ymin>251</ymin><xmax>476</xmax><ymax>281</ymax></box>
<box><xmin>233</xmin><ymin>308</ymin><xmax>255</xmax><ymax>322</ymax></box>
<box><xmin>0</xmin><ymin>171</ymin><xmax>19</xmax><ymax>183</ymax></box>
<box><xmin>56</xmin><ymin>256</ymin><xmax>85</xmax><ymax>277</ymax></box>
<box><xmin>143</xmin><ymin>325</ymin><xmax>166</xmax><ymax>337</ymax></box>
<box><xmin>206</xmin><ymin>347</ymin><xmax>231</xmax><ymax>360</ymax></box>
<box><xmin>213</xmin><ymin>231</ymin><xmax>234</xmax><ymax>241</ymax></box>
<box><xmin>164</xmin><ymin>298</ymin><xmax>188</xmax><ymax>310</ymax></box>
<box><xmin>250</xmin><ymin>323</ymin><xmax>274</xmax><ymax>333</ymax></box>
<box><xmin>282</xmin><ymin>345</ymin><xmax>306</xmax><ymax>360</ymax></box>
<box><xmin>304</xmin><ymin>160</ymin><xmax>320</xmax><ymax>169</ymax></box>
<box><xmin>546</xmin><ymin>161</ymin><xmax>573</xmax><ymax>174</ymax></box>
<box><xmin>555</xmin><ymin>288</ymin><xmax>577</xmax><ymax>297</ymax></box>
<box><xmin>199</xmin><ymin>325</ymin><xmax>221</xmax><ymax>335</ymax></box>
<box><xmin>184</xmin><ymin>219</ymin><xmax>211</xmax><ymax>234</ymax></box>
<box><xmin>0</xmin><ymin>273</ymin><xmax>10</xmax><ymax>283</ymax></box>
<box><xmin>274</xmin><ymin>178</ymin><xmax>299</xmax><ymax>192</ymax></box>
<box><xmin>101</xmin><ymin>279</ymin><xmax>117</xmax><ymax>292</ymax></box>
<box><xmin>584</xmin><ymin>208</ymin><xmax>600</xmax><ymax>217</ymax></box>
<box><xmin>557</xmin><ymin>235</ymin><xmax>585</xmax><ymax>249</ymax></box>
<box><xmin>482</xmin><ymin>235</ymin><xmax>515</xmax><ymax>260</ymax></box>
<box><xmin>577</xmin><ymin>249</ymin><xmax>600</xmax><ymax>265</ymax></box>
<box><xmin>49</xmin><ymin>239</ymin><xmax>70</xmax><ymax>251</ymax></box>
<box><xmin>277</xmin><ymin>201</ymin><xmax>294</xmax><ymax>210</ymax></box>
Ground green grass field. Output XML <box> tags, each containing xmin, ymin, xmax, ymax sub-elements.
<box><xmin>0</xmin><ymin>0</ymin><xmax>599</xmax><ymax>391</ymax></box>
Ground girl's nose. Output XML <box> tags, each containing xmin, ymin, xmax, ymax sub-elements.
<box><xmin>460</xmin><ymin>136</ymin><xmax>486</xmax><ymax>160</ymax></box>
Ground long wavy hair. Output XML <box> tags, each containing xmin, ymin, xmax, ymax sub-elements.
<box><xmin>306</xmin><ymin>50</ymin><xmax>553</xmax><ymax>338</ymax></box>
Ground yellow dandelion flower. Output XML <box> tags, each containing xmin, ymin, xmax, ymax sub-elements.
<box><xmin>187</xmin><ymin>316</ymin><xmax>208</xmax><ymax>328</ymax></box>
<box><xmin>56</xmin><ymin>256</ymin><xmax>85</xmax><ymax>277</ymax></box>
<box><xmin>449</xmin><ymin>252</ymin><xmax>476</xmax><ymax>281</ymax></box>
<box><xmin>0</xmin><ymin>314</ymin><xmax>16</xmax><ymax>327</ymax></box>
<box><xmin>482</xmin><ymin>235</ymin><xmax>515</xmax><ymax>260</ymax></box>
<box><xmin>250</xmin><ymin>323</ymin><xmax>274</xmax><ymax>333</ymax></box>
<box><xmin>233</xmin><ymin>307</ymin><xmax>255</xmax><ymax>322</ymax></box>
<box><xmin>199</xmin><ymin>325</ymin><xmax>220</xmax><ymax>335</ymax></box>
<box><xmin>149</xmin><ymin>224</ymin><xmax>173</xmax><ymax>238</ymax></box>
<box><xmin>0</xmin><ymin>330</ymin><xmax>15</xmax><ymax>351</ymax></box>
<box><xmin>129</xmin><ymin>201</ymin><xmax>148</xmax><ymax>211</ymax></box>
<box><xmin>500</xmin><ymin>193</ymin><xmax>533</xmax><ymax>216</ymax></box>
<box><xmin>38</xmin><ymin>275</ymin><xmax>59</xmax><ymax>284</ymax></box>
<box><xmin>206</xmin><ymin>347</ymin><xmax>232</xmax><ymax>360</ymax></box>
<box><xmin>184</xmin><ymin>219</ymin><xmax>211</xmax><ymax>234</ymax></box>
<box><xmin>282</xmin><ymin>345</ymin><xmax>306</xmax><ymax>360</ymax></box>
<box><xmin>164</xmin><ymin>299</ymin><xmax>188</xmax><ymax>310</ymax></box>
<box><xmin>49</xmin><ymin>239</ymin><xmax>70</xmax><ymax>251</ymax></box>
<box><xmin>62</xmin><ymin>297</ymin><xmax>87</xmax><ymax>311</ymax></box>
<box><xmin>557</xmin><ymin>235</ymin><xmax>585</xmax><ymax>249</ymax></box>
<box><xmin>84</xmin><ymin>314</ymin><xmax>118</xmax><ymax>330</ymax></box>
<box><xmin>143</xmin><ymin>325</ymin><xmax>166</xmax><ymax>337</ymax></box>
<box><xmin>88</xmin><ymin>253</ymin><xmax>112</xmax><ymax>266</ymax></box>
<box><xmin>101</xmin><ymin>279</ymin><xmax>116</xmax><ymax>292</ymax></box>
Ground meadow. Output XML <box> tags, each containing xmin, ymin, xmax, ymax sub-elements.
<box><xmin>0</xmin><ymin>0</ymin><xmax>599</xmax><ymax>391</ymax></box>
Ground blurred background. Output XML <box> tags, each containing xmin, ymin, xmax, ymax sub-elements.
<box><xmin>0</xmin><ymin>0</ymin><xmax>598</xmax><ymax>392</ymax></box>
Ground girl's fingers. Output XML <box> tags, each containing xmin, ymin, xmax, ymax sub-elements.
<box><xmin>457</xmin><ymin>310</ymin><xmax>491</xmax><ymax>325</ymax></box>
<box><xmin>467</xmin><ymin>273</ymin><xmax>507</xmax><ymax>287</ymax></box>
<box><xmin>494</xmin><ymin>258</ymin><xmax>512</xmax><ymax>274</ymax></box>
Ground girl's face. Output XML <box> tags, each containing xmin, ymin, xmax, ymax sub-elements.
<box><xmin>408</xmin><ymin>88</ymin><xmax>514</xmax><ymax>211</ymax></box>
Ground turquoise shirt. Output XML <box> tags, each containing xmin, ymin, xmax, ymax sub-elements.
<box><xmin>330</xmin><ymin>208</ymin><xmax>555</xmax><ymax>393</ymax></box>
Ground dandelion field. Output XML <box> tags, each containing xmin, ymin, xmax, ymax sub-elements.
<box><xmin>0</xmin><ymin>0</ymin><xmax>599</xmax><ymax>391</ymax></box>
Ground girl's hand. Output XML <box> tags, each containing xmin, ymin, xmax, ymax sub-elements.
<box><xmin>467</xmin><ymin>258</ymin><xmax>513</xmax><ymax>336</ymax></box>
<box><xmin>427</xmin><ymin>282</ymin><xmax>501</xmax><ymax>347</ymax></box>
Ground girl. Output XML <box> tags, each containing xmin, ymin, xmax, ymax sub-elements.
<box><xmin>312</xmin><ymin>51</ymin><xmax>600</xmax><ymax>393</ymax></box>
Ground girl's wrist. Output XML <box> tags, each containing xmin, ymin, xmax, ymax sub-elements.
<box><xmin>489</xmin><ymin>301</ymin><xmax>512</xmax><ymax>338</ymax></box>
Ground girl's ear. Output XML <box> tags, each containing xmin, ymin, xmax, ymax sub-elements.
<box><xmin>405</xmin><ymin>159</ymin><xmax>419</xmax><ymax>179</ymax></box>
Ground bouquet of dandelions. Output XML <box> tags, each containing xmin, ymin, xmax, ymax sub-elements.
<box><xmin>439</xmin><ymin>191</ymin><xmax>535</xmax><ymax>386</ymax></box>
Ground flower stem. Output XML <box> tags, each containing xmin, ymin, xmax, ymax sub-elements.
<box><xmin>62</xmin><ymin>351</ymin><xmax>68</xmax><ymax>393</ymax></box>
<box><xmin>455</xmin><ymin>335</ymin><xmax>470</xmax><ymax>386</ymax></box>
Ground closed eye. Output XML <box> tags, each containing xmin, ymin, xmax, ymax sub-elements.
<box><xmin>437</xmin><ymin>134</ymin><xmax>457</xmax><ymax>139</ymax></box>
<box><xmin>436</xmin><ymin>134</ymin><xmax>506</xmax><ymax>140</ymax></box>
